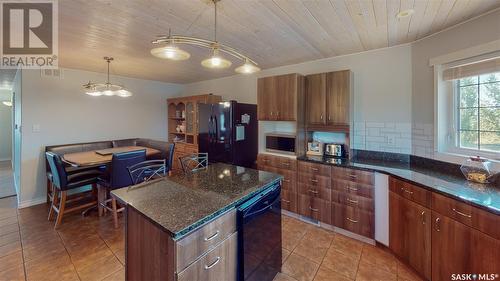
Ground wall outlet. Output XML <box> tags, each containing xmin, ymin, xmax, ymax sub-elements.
<box><xmin>387</xmin><ymin>135</ymin><xmax>395</xmax><ymax>145</ymax></box>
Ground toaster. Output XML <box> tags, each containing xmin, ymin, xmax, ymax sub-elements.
<box><xmin>324</xmin><ymin>143</ymin><xmax>346</xmax><ymax>158</ymax></box>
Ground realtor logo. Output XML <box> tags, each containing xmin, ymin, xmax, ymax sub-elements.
<box><xmin>0</xmin><ymin>0</ymin><xmax>58</xmax><ymax>69</ymax></box>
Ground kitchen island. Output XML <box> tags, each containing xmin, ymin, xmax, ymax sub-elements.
<box><xmin>112</xmin><ymin>163</ymin><xmax>282</xmax><ymax>281</ymax></box>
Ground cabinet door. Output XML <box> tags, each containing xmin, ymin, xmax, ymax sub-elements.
<box><xmin>432</xmin><ymin>212</ymin><xmax>500</xmax><ymax>281</ymax></box>
<box><xmin>305</xmin><ymin>73</ymin><xmax>326</xmax><ymax>125</ymax></box>
<box><xmin>390</xmin><ymin>192</ymin><xmax>431</xmax><ymax>280</ymax></box>
<box><xmin>276</xmin><ymin>74</ymin><xmax>297</xmax><ymax>121</ymax></box>
<box><xmin>185</xmin><ymin>101</ymin><xmax>194</xmax><ymax>134</ymax></box>
<box><xmin>326</xmin><ymin>70</ymin><xmax>350</xmax><ymax>125</ymax></box>
<box><xmin>257</xmin><ymin>76</ymin><xmax>275</xmax><ymax>120</ymax></box>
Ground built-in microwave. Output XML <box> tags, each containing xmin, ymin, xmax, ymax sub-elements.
<box><xmin>265</xmin><ymin>133</ymin><xmax>296</xmax><ymax>154</ymax></box>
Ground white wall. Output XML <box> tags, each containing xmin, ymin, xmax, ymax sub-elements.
<box><xmin>18</xmin><ymin>68</ymin><xmax>184</xmax><ymax>207</ymax></box>
<box><xmin>411</xmin><ymin>9</ymin><xmax>500</xmax><ymax>159</ymax></box>
<box><xmin>184</xmin><ymin>45</ymin><xmax>413</xmax><ymax>154</ymax></box>
<box><xmin>0</xmin><ymin>89</ymin><xmax>12</xmax><ymax>161</ymax></box>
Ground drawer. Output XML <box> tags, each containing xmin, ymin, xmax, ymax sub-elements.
<box><xmin>297</xmin><ymin>183</ymin><xmax>331</xmax><ymax>201</ymax></box>
<box><xmin>332</xmin><ymin>202</ymin><xmax>374</xmax><ymax>238</ymax></box>
<box><xmin>431</xmin><ymin>192</ymin><xmax>472</xmax><ymax>227</ymax></box>
<box><xmin>298</xmin><ymin>194</ymin><xmax>332</xmax><ymax>224</ymax></box>
<box><xmin>332</xmin><ymin>166</ymin><xmax>374</xmax><ymax>185</ymax></box>
<box><xmin>176</xmin><ymin>210</ymin><xmax>236</xmax><ymax>271</ymax></box>
<box><xmin>298</xmin><ymin>172</ymin><xmax>331</xmax><ymax>188</ymax></box>
<box><xmin>332</xmin><ymin>190</ymin><xmax>374</xmax><ymax>212</ymax></box>
<box><xmin>332</xmin><ymin>179</ymin><xmax>374</xmax><ymax>199</ymax></box>
<box><xmin>178</xmin><ymin>232</ymin><xmax>237</xmax><ymax>281</ymax></box>
<box><xmin>389</xmin><ymin>178</ymin><xmax>431</xmax><ymax>207</ymax></box>
<box><xmin>471</xmin><ymin>206</ymin><xmax>500</xmax><ymax>240</ymax></box>
<box><xmin>281</xmin><ymin>190</ymin><xmax>297</xmax><ymax>213</ymax></box>
<box><xmin>257</xmin><ymin>166</ymin><xmax>296</xmax><ymax>192</ymax></box>
<box><xmin>298</xmin><ymin>161</ymin><xmax>331</xmax><ymax>177</ymax></box>
<box><xmin>281</xmin><ymin>174</ymin><xmax>296</xmax><ymax>192</ymax></box>
<box><xmin>257</xmin><ymin>154</ymin><xmax>297</xmax><ymax>171</ymax></box>
<box><xmin>273</xmin><ymin>156</ymin><xmax>297</xmax><ymax>171</ymax></box>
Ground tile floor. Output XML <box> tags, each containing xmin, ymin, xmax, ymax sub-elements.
<box><xmin>0</xmin><ymin>196</ymin><xmax>423</xmax><ymax>281</ymax></box>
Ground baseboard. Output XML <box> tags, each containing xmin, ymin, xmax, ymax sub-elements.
<box><xmin>18</xmin><ymin>197</ymin><xmax>46</xmax><ymax>209</ymax></box>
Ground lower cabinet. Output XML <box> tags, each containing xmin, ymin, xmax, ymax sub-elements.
<box><xmin>431</xmin><ymin>212</ymin><xmax>500</xmax><ymax>281</ymax></box>
<box><xmin>389</xmin><ymin>191</ymin><xmax>431</xmax><ymax>280</ymax></box>
<box><xmin>332</xmin><ymin>202</ymin><xmax>374</xmax><ymax>238</ymax></box>
<box><xmin>297</xmin><ymin>194</ymin><xmax>331</xmax><ymax>224</ymax></box>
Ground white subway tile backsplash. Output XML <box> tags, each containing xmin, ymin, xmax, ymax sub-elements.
<box><xmin>366</xmin><ymin>122</ymin><xmax>385</xmax><ymax>128</ymax></box>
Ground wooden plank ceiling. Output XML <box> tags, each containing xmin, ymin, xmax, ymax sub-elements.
<box><xmin>56</xmin><ymin>0</ymin><xmax>500</xmax><ymax>84</ymax></box>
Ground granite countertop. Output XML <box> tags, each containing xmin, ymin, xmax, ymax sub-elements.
<box><xmin>297</xmin><ymin>155</ymin><xmax>500</xmax><ymax>214</ymax></box>
<box><xmin>111</xmin><ymin>163</ymin><xmax>282</xmax><ymax>240</ymax></box>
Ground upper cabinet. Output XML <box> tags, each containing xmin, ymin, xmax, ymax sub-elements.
<box><xmin>257</xmin><ymin>73</ymin><xmax>304</xmax><ymax>121</ymax></box>
<box><xmin>305</xmin><ymin>70</ymin><xmax>351</xmax><ymax>130</ymax></box>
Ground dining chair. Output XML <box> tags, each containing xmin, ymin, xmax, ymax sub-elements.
<box><xmin>128</xmin><ymin>159</ymin><xmax>167</xmax><ymax>185</ymax></box>
<box><xmin>179</xmin><ymin>153</ymin><xmax>209</xmax><ymax>174</ymax></box>
<box><xmin>45</xmin><ymin>152</ymin><xmax>102</xmax><ymax>228</ymax></box>
<box><xmin>166</xmin><ymin>142</ymin><xmax>175</xmax><ymax>174</ymax></box>
<box><xmin>97</xmin><ymin>149</ymin><xmax>146</xmax><ymax>228</ymax></box>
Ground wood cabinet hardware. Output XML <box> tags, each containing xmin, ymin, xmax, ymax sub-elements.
<box><xmin>282</xmin><ymin>199</ymin><xmax>291</xmax><ymax>203</ymax></box>
<box><xmin>346</xmin><ymin>198</ymin><xmax>358</xmax><ymax>204</ymax></box>
<box><xmin>311</xmin><ymin>167</ymin><xmax>319</xmax><ymax>171</ymax></box>
<box><xmin>346</xmin><ymin>217</ymin><xmax>358</xmax><ymax>223</ymax></box>
<box><xmin>310</xmin><ymin>179</ymin><xmax>318</xmax><ymax>183</ymax></box>
<box><xmin>349</xmin><ymin>174</ymin><xmax>357</xmax><ymax>179</ymax></box>
<box><xmin>204</xmin><ymin>256</ymin><xmax>221</xmax><ymax>270</ymax></box>
<box><xmin>434</xmin><ymin>217</ymin><xmax>440</xmax><ymax>232</ymax></box>
<box><xmin>204</xmin><ymin>230</ymin><xmax>220</xmax><ymax>241</ymax></box>
<box><xmin>401</xmin><ymin>187</ymin><xmax>413</xmax><ymax>195</ymax></box>
<box><xmin>281</xmin><ymin>162</ymin><xmax>290</xmax><ymax>166</ymax></box>
<box><xmin>347</xmin><ymin>186</ymin><xmax>358</xmax><ymax>192</ymax></box>
<box><xmin>283</xmin><ymin>179</ymin><xmax>291</xmax><ymax>183</ymax></box>
<box><xmin>421</xmin><ymin>211</ymin><xmax>426</xmax><ymax>224</ymax></box>
<box><xmin>308</xmin><ymin>189</ymin><xmax>319</xmax><ymax>194</ymax></box>
<box><xmin>309</xmin><ymin>206</ymin><xmax>319</xmax><ymax>212</ymax></box>
<box><xmin>452</xmin><ymin>208</ymin><xmax>472</xmax><ymax>218</ymax></box>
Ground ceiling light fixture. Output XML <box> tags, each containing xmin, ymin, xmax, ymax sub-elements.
<box><xmin>396</xmin><ymin>9</ymin><xmax>414</xmax><ymax>19</ymax></box>
<box><xmin>151</xmin><ymin>0</ymin><xmax>260</xmax><ymax>74</ymax></box>
<box><xmin>2</xmin><ymin>101</ymin><xmax>12</xmax><ymax>107</ymax></box>
<box><xmin>82</xmin><ymin>57</ymin><xmax>132</xmax><ymax>97</ymax></box>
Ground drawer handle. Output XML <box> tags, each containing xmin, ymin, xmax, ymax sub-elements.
<box><xmin>346</xmin><ymin>217</ymin><xmax>358</xmax><ymax>223</ymax></box>
<box><xmin>263</xmin><ymin>159</ymin><xmax>270</xmax><ymax>162</ymax></box>
<box><xmin>283</xmin><ymin>179</ymin><xmax>291</xmax><ymax>183</ymax></box>
<box><xmin>308</xmin><ymin>189</ymin><xmax>319</xmax><ymax>194</ymax></box>
<box><xmin>204</xmin><ymin>230</ymin><xmax>220</xmax><ymax>242</ymax></box>
<box><xmin>309</xmin><ymin>206</ymin><xmax>319</xmax><ymax>212</ymax></box>
<box><xmin>311</xmin><ymin>168</ymin><xmax>319</xmax><ymax>172</ymax></box>
<box><xmin>349</xmin><ymin>174</ymin><xmax>357</xmax><ymax>179</ymax></box>
<box><xmin>401</xmin><ymin>187</ymin><xmax>413</xmax><ymax>195</ymax></box>
<box><xmin>282</xmin><ymin>199</ymin><xmax>291</xmax><ymax>203</ymax></box>
<box><xmin>204</xmin><ymin>256</ymin><xmax>221</xmax><ymax>270</ymax></box>
<box><xmin>435</xmin><ymin>217</ymin><xmax>440</xmax><ymax>232</ymax></box>
<box><xmin>281</xmin><ymin>162</ymin><xmax>290</xmax><ymax>166</ymax></box>
<box><xmin>346</xmin><ymin>198</ymin><xmax>358</xmax><ymax>204</ymax></box>
<box><xmin>347</xmin><ymin>186</ymin><xmax>358</xmax><ymax>192</ymax></box>
<box><xmin>452</xmin><ymin>208</ymin><xmax>472</xmax><ymax>218</ymax></box>
<box><xmin>310</xmin><ymin>179</ymin><xmax>318</xmax><ymax>183</ymax></box>
<box><xmin>421</xmin><ymin>211</ymin><xmax>426</xmax><ymax>225</ymax></box>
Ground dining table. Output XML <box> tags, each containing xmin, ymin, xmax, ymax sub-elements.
<box><xmin>62</xmin><ymin>146</ymin><xmax>161</xmax><ymax>167</ymax></box>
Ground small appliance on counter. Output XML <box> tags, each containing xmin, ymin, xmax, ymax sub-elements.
<box><xmin>324</xmin><ymin>143</ymin><xmax>347</xmax><ymax>158</ymax></box>
<box><xmin>306</xmin><ymin>141</ymin><xmax>324</xmax><ymax>156</ymax></box>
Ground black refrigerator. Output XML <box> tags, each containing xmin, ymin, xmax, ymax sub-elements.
<box><xmin>198</xmin><ymin>101</ymin><xmax>258</xmax><ymax>168</ymax></box>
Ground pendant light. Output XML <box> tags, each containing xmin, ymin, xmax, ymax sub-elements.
<box><xmin>201</xmin><ymin>47</ymin><xmax>232</xmax><ymax>69</ymax></box>
<box><xmin>151</xmin><ymin>0</ymin><xmax>260</xmax><ymax>74</ymax></box>
<box><xmin>82</xmin><ymin>57</ymin><xmax>132</xmax><ymax>97</ymax></box>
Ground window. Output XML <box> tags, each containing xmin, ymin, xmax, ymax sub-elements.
<box><xmin>456</xmin><ymin>72</ymin><xmax>500</xmax><ymax>153</ymax></box>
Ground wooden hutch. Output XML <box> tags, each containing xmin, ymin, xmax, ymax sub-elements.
<box><xmin>167</xmin><ymin>94</ymin><xmax>222</xmax><ymax>173</ymax></box>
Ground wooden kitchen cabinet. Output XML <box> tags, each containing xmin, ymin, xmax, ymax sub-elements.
<box><xmin>326</xmin><ymin>71</ymin><xmax>350</xmax><ymax>126</ymax></box>
<box><xmin>431</xmin><ymin>211</ymin><xmax>500</xmax><ymax>281</ymax></box>
<box><xmin>305</xmin><ymin>70</ymin><xmax>351</xmax><ymax>130</ymax></box>
<box><xmin>257</xmin><ymin>73</ymin><xmax>304</xmax><ymax>121</ymax></box>
<box><xmin>389</xmin><ymin>191</ymin><xmax>431</xmax><ymax>280</ymax></box>
<box><xmin>305</xmin><ymin>73</ymin><xmax>326</xmax><ymax>125</ymax></box>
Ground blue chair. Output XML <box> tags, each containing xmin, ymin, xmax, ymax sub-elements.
<box><xmin>179</xmin><ymin>153</ymin><xmax>209</xmax><ymax>174</ymax></box>
<box><xmin>166</xmin><ymin>142</ymin><xmax>175</xmax><ymax>173</ymax></box>
<box><xmin>97</xmin><ymin>149</ymin><xmax>146</xmax><ymax>228</ymax></box>
<box><xmin>45</xmin><ymin>152</ymin><xmax>102</xmax><ymax>228</ymax></box>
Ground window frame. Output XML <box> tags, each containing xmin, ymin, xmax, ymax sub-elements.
<box><xmin>451</xmin><ymin>73</ymin><xmax>500</xmax><ymax>158</ymax></box>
